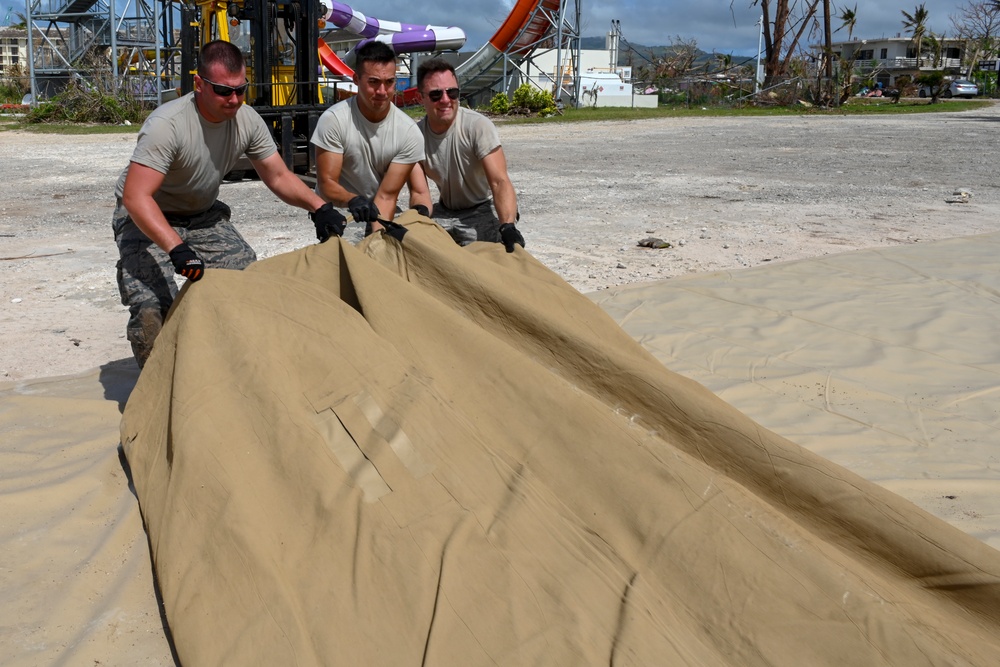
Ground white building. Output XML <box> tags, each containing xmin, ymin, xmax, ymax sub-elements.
<box><xmin>827</xmin><ymin>36</ymin><xmax>970</xmax><ymax>88</ymax></box>
<box><xmin>0</xmin><ymin>27</ymin><xmax>26</xmax><ymax>70</ymax></box>
<box><xmin>524</xmin><ymin>47</ymin><xmax>657</xmax><ymax>108</ymax></box>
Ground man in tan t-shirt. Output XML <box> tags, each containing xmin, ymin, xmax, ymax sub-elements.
<box><xmin>407</xmin><ymin>59</ymin><xmax>525</xmax><ymax>251</ymax></box>
<box><xmin>115</xmin><ymin>39</ymin><xmax>342</xmax><ymax>367</ymax></box>
<box><xmin>311</xmin><ymin>41</ymin><xmax>423</xmax><ymax>236</ymax></box>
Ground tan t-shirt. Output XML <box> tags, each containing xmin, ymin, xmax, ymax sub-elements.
<box><xmin>310</xmin><ymin>97</ymin><xmax>424</xmax><ymax>199</ymax></box>
<box><xmin>418</xmin><ymin>107</ymin><xmax>501</xmax><ymax>211</ymax></box>
<box><xmin>114</xmin><ymin>93</ymin><xmax>276</xmax><ymax>215</ymax></box>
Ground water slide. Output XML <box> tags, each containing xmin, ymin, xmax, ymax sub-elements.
<box><xmin>322</xmin><ymin>1</ymin><xmax>466</xmax><ymax>70</ymax></box>
<box><xmin>455</xmin><ymin>0</ymin><xmax>561</xmax><ymax>93</ymax></box>
<box><xmin>318</xmin><ymin>0</ymin><xmax>557</xmax><ymax>100</ymax></box>
<box><xmin>317</xmin><ymin>39</ymin><xmax>354</xmax><ymax>78</ymax></box>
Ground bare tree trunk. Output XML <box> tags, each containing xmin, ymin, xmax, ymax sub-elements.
<box><xmin>759</xmin><ymin>0</ymin><xmax>821</xmax><ymax>88</ymax></box>
<box><xmin>823</xmin><ymin>0</ymin><xmax>833</xmax><ymax>104</ymax></box>
<box><xmin>763</xmin><ymin>0</ymin><xmax>788</xmax><ymax>87</ymax></box>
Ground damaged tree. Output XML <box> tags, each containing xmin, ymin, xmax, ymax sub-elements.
<box><xmin>747</xmin><ymin>0</ymin><xmax>822</xmax><ymax>88</ymax></box>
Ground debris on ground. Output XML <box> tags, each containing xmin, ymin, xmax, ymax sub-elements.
<box><xmin>637</xmin><ymin>237</ymin><xmax>672</xmax><ymax>249</ymax></box>
<box><xmin>945</xmin><ymin>189</ymin><xmax>972</xmax><ymax>204</ymax></box>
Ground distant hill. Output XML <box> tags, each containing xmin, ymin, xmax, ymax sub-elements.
<box><xmin>578</xmin><ymin>35</ymin><xmax>754</xmax><ymax>68</ymax></box>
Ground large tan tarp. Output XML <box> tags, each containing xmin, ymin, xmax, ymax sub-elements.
<box><xmin>0</xmin><ymin>365</ymin><xmax>174</xmax><ymax>666</ymax></box>
<box><xmin>592</xmin><ymin>233</ymin><xmax>1000</xmax><ymax>552</ymax></box>
<box><xmin>121</xmin><ymin>213</ymin><xmax>1000</xmax><ymax>665</ymax></box>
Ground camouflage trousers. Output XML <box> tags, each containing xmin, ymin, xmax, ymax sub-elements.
<box><xmin>113</xmin><ymin>199</ymin><xmax>256</xmax><ymax>367</ymax></box>
<box><xmin>433</xmin><ymin>200</ymin><xmax>502</xmax><ymax>246</ymax></box>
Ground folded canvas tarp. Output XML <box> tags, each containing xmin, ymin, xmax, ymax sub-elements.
<box><xmin>121</xmin><ymin>212</ymin><xmax>1000</xmax><ymax>665</ymax></box>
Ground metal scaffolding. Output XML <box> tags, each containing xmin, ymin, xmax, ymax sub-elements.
<box><xmin>25</xmin><ymin>0</ymin><xmax>170</xmax><ymax>102</ymax></box>
<box><xmin>26</xmin><ymin>0</ymin><xmax>583</xmax><ymax>107</ymax></box>
<box><xmin>458</xmin><ymin>0</ymin><xmax>582</xmax><ymax>106</ymax></box>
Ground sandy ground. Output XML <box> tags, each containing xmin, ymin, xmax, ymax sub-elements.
<box><xmin>3</xmin><ymin>102</ymin><xmax>1000</xmax><ymax>380</ymax></box>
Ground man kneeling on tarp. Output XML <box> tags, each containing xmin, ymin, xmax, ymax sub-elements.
<box><xmin>113</xmin><ymin>39</ymin><xmax>343</xmax><ymax>367</ymax></box>
<box><xmin>406</xmin><ymin>58</ymin><xmax>525</xmax><ymax>252</ymax></box>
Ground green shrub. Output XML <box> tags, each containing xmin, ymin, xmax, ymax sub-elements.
<box><xmin>25</xmin><ymin>79</ymin><xmax>148</xmax><ymax>124</ymax></box>
<box><xmin>0</xmin><ymin>64</ymin><xmax>29</xmax><ymax>104</ymax></box>
<box><xmin>488</xmin><ymin>91</ymin><xmax>510</xmax><ymax>114</ymax></box>
<box><xmin>511</xmin><ymin>83</ymin><xmax>535</xmax><ymax>109</ymax></box>
<box><xmin>510</xmin><ymin>83</ymin><xmax>557</xmax><ymax>115</ymax></box>
<box><xmin>658</xmin><ymin>89</ymin><xmax>687</xmax><ymax>105</ymax></box>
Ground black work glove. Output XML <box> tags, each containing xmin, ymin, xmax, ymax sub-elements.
<box><xmin>347</xmin><ymin>195</ymin><xmax>380</xmax><ymax>223</ymax></box>
<box><xmin>168</xmin><ymin>242</ymin><xmax>205</xmax><ymax>281</ymax></box>
<box><xmin>310</xmin><ymin>202</ymin><xmax>347</xmax><ymax>242</ymax></box>
<box><xmin>409</xmin><ymin>204</ymin><xmax>430</xmax><ymax>217</ymax></box>
<box><xmin>381</xmin><ymin>219</ymin><xmax>408</xmax><ymax>243</ymax></box>
<box><xmin>498</xmin><ymin>223</ymin><xmax>525</xmax><ymax>253</ymax></box>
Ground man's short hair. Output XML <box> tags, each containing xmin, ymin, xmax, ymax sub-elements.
<box><xmin>416</xmin><ymin>58</ymin><xmax>457</xmax><ymax>90</ymax></box>
<box><xmin>354</xmin><ymin>41</ymin><xmax>397</xmax><ymax>76</ymax></box>
<box><xmin>198</xmin><ymin>40</ymin><xmax>244</xmax><ymax>77</ymax></box>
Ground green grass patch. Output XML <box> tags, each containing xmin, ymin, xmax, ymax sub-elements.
<box><xmin>402</xmin><ymin>106</ymin><xmax>424</xmax><ymax>120</ymax></box>
<box><xmin>492</xmin><ymin>98</ymin><xmax>992</xmax><ymax>124</ymax></box>
<box><xmin>0</xmin><ymin>117</ymin><xmax>139</xmax><ymax>133</ymax></box>
<box><xmin>4</xmin><ymin>97</ymin><xmax>991</xmax><ymax>133</ymax></box>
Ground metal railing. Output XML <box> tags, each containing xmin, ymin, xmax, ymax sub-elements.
<box><xmin>852</xmin><ymin>57</ymin><xmax>964</xmax><ymax>70</ymax></box>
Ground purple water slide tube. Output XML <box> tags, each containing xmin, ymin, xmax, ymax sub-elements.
<box><xmin>324</xmin><ymin>1</ymin><xmax>466</xmax><ymax>54</ymax></box>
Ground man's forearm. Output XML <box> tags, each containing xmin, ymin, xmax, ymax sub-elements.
<box><xmin>492</xmin><ymin>181</ymin><xmax>519</xmax><ymax>225</ymax></box>
<box><xmin>406</xmin><ymin>165</ymin><xmax>434</xmax><ymax>214</ymax></box>
<box><xmin>318</xmin><ymin>180</ymin><xmax>358</xmax><ymax>208</ymax></box>
<box><xmin>123</xmin><ymin>196</ymin><xmax>183</xmax><ymax>252</ymax></box>
<box><xmin>408</xmin><ymin>189</ymin><xmax>433</xmax><ymax>214</ymax></box>
<box><xmin>269</xmin><ymin>171</ymin><xmax>326</xmax><ymax>212</ymax></box>
<box><xmin>374</xmin><ymin>192</ymin><xmax>399</xmax><ymax>221</ymax></box>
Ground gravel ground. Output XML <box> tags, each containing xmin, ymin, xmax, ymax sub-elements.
<box><xmin>3</xmin><ymin>102</ymin><xmax>1000</xmax><ymax>380</ymax></box>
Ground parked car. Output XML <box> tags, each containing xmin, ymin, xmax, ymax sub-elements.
<box><xmin>919</xmin><ymin>79</ymin><xmax>979</xmax><ymax>98</ymax></box>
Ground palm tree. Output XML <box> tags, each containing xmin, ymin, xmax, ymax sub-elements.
<box><xmin>902</xmin><ymin>4</ymin><xmax>930</xmax><ymax>68</ymax></box>
<box><xmin>836</xmin><ymin>4</ymin><xmax>858</xmax><ymax>39</ymax></box>
<box><xmin>715</xmin><ymin>52</ymin><xmax>733</xmax><ymax>74</ymax></box>
<box><xmin>834</xmin><ymin>5</ymin><xmax>860</xmax><ymax>103</ymax></box>
<box><xmin>5</xmin><ymin>10</ymin><xmax>27</xmax><ymax>30</ymax></box>
<box><xmin>924</xmin><ymin>32</ymin><xmax>943</xmax><ymax>68</ymax></box>
<box><xmin>822</xmin><ymin>0</ymin><xmax>833</xmax><ymax>101</ymax></box>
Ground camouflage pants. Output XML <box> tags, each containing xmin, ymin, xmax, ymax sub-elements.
<box><xmin>433</xmin><ymin>200</ymin><xmax>502</xmax><ymax>246</ymax></box>
<box><xmin>113</xmin><ymin>199</ymin><xmax>256</xmax><ymax>367</ymax></box>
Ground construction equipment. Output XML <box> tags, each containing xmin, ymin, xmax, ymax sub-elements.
<box><xmin>26</xmin><ymin>0</ymin><xmax>580</xmax><ymax>175</ymax></box>
<box><xmin>178</xmin><ymin>0</ymin><xmax>327</xmax><ymax>176</ymax></box>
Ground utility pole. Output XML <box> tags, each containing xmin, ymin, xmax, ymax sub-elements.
<box><xmin>823</xmin><ymin>0</ymin><xmax>833</xmax><ymax>105</ymax></box>
<box><xmin>754</xmin><ymin>16</ymin><xmax>764</xmax><ymax>95</ymax></box>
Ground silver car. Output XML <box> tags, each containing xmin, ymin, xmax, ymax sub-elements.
<box><xmin>919</xmin><ymin>79</ymin><xmax>979</xmax><ymax>98</ymax></box>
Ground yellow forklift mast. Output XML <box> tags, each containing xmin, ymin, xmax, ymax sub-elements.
<box><xmin>173</xmin><ymin>0</ymin><xmax>329</xmax><ymax>176</ymax></box>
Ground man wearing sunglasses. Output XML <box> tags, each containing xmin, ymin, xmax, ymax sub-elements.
<box><xmin>113</xmin><ymin>39</ymin><xmax>342</xmax><ymax>368</ymax></box>
<box><xmin>311</xmin><ymin>41</ymin><xmax>423</xmax><ymax>235</ymax></box>
<box><xmin>407</xmin><ymin>58</ymin><xmax>524</xmax><ymax>252</ymax></box>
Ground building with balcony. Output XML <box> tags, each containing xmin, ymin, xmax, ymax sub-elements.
<box><xmin>827</xmin><ymin>36</ymin><xmax>969</xmax><ymax>88</ymax></box>
<box><xmin>0</xmin><ymin>27</ymin><xmax>27</xmax><ymax>70</ymax></box>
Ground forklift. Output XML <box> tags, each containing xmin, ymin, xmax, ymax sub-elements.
<box><xmin>170</xmin><ymin>0</ymin><xmax>335</xmax><ymax>180</ymax></box>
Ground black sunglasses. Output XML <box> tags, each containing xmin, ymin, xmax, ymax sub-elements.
<box><xmin>200</xmin><ymin>76</ymin><xmax>249</xmax><ymax>97</ymax></box>
<box><xmin>427</xmin><ymin>87</ymin><xmax>460</xmax><ymax>102</ymax></box>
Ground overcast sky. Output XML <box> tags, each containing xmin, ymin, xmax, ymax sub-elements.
<box><xmin>2</xmin><ymin>1</ymin><xmax>964</xmax><ymax>57</ymax></box>
<box><xmin>337</xmin><ymin>0</ymin><xmax>968</xmax><ymax>57</ymax></box>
